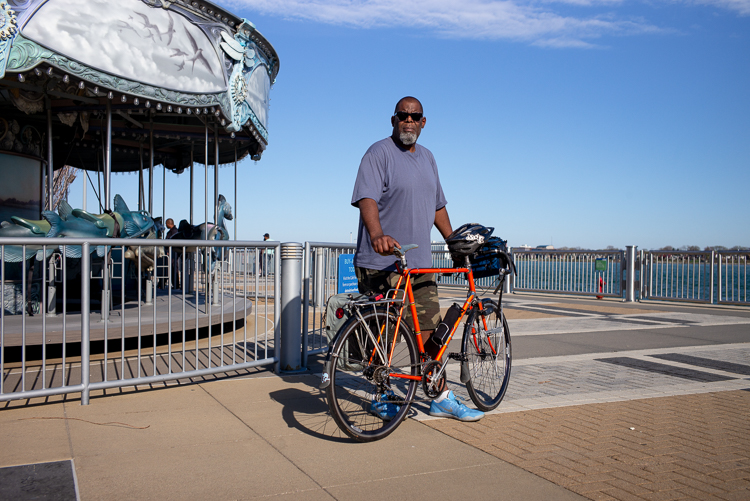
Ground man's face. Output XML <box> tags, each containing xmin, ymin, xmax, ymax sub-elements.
<box><xmin>391</xmin><ymin>99</ymin><xmax>425</xmax><ymax>147</ymax></box>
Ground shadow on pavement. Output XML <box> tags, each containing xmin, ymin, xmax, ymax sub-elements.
<box><xmin>268</xmin><ymin>385</ymin><xmax>354</xmax><ymax>443</ymax></box>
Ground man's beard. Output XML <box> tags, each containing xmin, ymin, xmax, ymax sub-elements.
<box><xmin>399</xmin><ymin>131</ymin><xmax>417</xmax><ymax>146</ymax></box>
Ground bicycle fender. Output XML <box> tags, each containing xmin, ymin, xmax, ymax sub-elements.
<box><xmin>460</xmin><ymin>361</ymin><xmax>471</xmax><ymax>384</ymax></box>
<box><xmin>319</xmin><ymin>351</ymin><xmax>334</xmax><ymax>389</ymax></box>
<box><xmin>319</xmin><ymin>315</ymin><xmax>353</xmax><ymax>390</ymax></box>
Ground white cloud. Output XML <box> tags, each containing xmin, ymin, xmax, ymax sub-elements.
<box><xmin>691</xmin><ymin>0</ymin><xmax>750</xmax><ymax>15</ymax></box>
<box><xmin>222</xmin><ymin>0</ymin><xmax>744</xmax><ymax>47</ymax></box>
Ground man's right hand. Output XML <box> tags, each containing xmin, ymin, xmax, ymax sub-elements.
<box><xmin>371</xmin><ymin>234</ymin><xmax>400</xmax><ymax>256</ymax></box>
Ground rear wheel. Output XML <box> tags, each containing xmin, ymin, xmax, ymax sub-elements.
<box><xmin>462</xmin><ymin>298</ymin><xmax>512</xmax><ymax>411</ymax></box>
<box><xmin>326</xmin><ymin>307</ymin><xmax>419</xmax><ymax>442</ymax></box>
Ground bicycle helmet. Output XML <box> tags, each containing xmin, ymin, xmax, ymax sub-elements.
<box><xmin>446</xmin><ymin>223</ymin><xmax>494</xmax><ymax>262</ymax></box>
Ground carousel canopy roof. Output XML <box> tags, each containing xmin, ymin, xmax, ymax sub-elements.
<box><xmin>0</xmin><ymin>0</ymin><xmax>279</xmax><ymax>172</ymax></box>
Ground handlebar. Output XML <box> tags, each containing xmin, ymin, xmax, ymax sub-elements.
<box><xmin>392</xmin><ymin>244</ymin><xmax>418</xmax><ymax>257</ymax></box>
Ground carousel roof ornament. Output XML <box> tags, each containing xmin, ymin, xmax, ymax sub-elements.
<box><xmin>0</xmin><ymin>0</ymin><xmax>279</xmax><ymax>172</ymax></box>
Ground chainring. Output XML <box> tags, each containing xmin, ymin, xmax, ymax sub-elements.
<box><xmin>421</xmin><ymin>360</ymin><xmax>447</xmax><ymax>398</ymax></box>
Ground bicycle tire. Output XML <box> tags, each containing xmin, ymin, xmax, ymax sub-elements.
<box><xmin>462</xmin><ymin>298</ymin><xmax>512</xmax><ymax>411</ymax></box>
<box><xmin>326</xmin><ymin>307</ymin><xmax>419</xmax><ymax>442</ymax></box>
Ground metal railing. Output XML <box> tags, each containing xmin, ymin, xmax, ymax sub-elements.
<box><xmin>639</xmin><ymin>250</ymin><xmax>750</xmax><ymax>306</ymax></box>
<box><xmin>301</xmin><ymin>242</ymin><xmax>356</xmax><ymax>367</ymax></box>
<box><xmin>0</xmin><ymin>237</ymin><xmax>280</xmax><ymax>404</ymax></box>
<box><xmin>718</xmin><ymin>251</ymin><xmax>749</xmax><ymax>306</ymax></box>
<box><xmin>3</xmin><ymin>237</ymin><xmax>748</xmax><ymax>406</ymax></box>
<box><xmin>640</xmin><ymin>250</ymin><xmax>714</xmax><ymax>304</ymax></box>
<box><xmin>511</xmin><ymin>249</ymin><xmax>624</xmax><ymax>298</ymax></box>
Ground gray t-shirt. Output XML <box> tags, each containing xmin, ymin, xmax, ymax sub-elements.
<box><xmin>351</xmin><ymin>137</ymin><xmax>447</xmax><ymax>270</ymax></box>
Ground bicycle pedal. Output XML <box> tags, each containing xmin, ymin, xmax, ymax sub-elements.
<box><xmin>447</xmin><ymin>352</ymin><xmax>468</xmax><ymax>362</ymax></box>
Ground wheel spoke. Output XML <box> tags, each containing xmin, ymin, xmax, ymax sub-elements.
<box><xmin>463</xmin><ymin>299</ymin><xmax>512</xmax><ymax>412</ymax></box>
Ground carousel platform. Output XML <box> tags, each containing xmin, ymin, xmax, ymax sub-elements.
<box><xmin>0</xmin><ymin>289</ymin><xmax>253</xmax><ymax>360</ymax></box>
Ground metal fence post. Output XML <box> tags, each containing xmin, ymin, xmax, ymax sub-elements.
<box><xmin>717</xmin><ymin>251</ymin><xmax>723</xmax><ymax>303</ymax></box>
<box><xmin>81</xmin><ymin>243</ymin><xmax>91</xmax><ymax>405</ymax></box>
<box><xmin>301</xmin><ymin>242</ymin><xmax>310</xmax><ymax>369</ymax></box>
<box><xmin>314</xmin><ymin>248</ymin><xmax>325</xmax><ymax>307</ymax></box>
<box><xmin>710</xmin><ymin>250</ymin><xmax>715</xmax><ymax>304</ymax></box>
<box><xmin>280</xmin><ymin>243</ymin><xmax>303</xmax><ymax>372</ymax></box>
<box><xmin>625</xmin><ymin>246</ymin><xmax>637</xmax><ymax>302</ymax></box>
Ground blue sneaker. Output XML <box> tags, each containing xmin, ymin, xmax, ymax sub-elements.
<box><xmin>429</xmin><ymin>391</ymin><xmax>484</xmax><ymax>422</ymax></box>
<box><xmin>370</xmin><ymin>391</ymin><xmax>400</xmax><ymax>421</ymax></box>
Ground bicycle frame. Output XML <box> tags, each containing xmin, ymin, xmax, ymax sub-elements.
<box><xmin>371</xmin><ymin>260</ymin><xmax>495</xmax><ymax>383</ymax></box>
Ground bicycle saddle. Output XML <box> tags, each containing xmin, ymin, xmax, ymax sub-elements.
<box><xmin>393</xmin><ymin>244</ymin><xmax>418</xmax><ymax>256</ymax></box>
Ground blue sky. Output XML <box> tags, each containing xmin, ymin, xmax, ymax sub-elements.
<box><xmin>67</xmin><ymin>0</ymin><xmax>750</xmax><ymax>249</ymax></box>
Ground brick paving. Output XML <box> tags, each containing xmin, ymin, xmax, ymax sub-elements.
<box><xmin>426</xmin><ymin>390</ymin><xmax>750</xmax><ymax>501</ymax></box>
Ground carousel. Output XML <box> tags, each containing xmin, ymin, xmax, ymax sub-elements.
<box><xmin>0</xmin><ymin>0</ymin><xmax>279</xmax><ymax>357</ymax></box>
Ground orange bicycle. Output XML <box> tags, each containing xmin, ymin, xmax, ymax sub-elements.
<box><xmin>321</xmin><ymin>224</ymin><xmax>515</xmax><ymax>442</ymax></box>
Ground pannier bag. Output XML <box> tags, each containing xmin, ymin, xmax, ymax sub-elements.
<box><xmin>425</xmin><ymin>303</ymin><xmax>463</xmax><ymax>360</ymax></box>
<box><xmin>324</xmin><ymin>292</ymin><xmax>366</xmax><ymax>370</ymax></box>
<box><xmin>470</xmin><ymin>236</ymin><xmax>515</xmax><ymax>279</ymax></box>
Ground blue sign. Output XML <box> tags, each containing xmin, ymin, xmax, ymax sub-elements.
<box><xmin>338</xmin><ymin>254</ymin><xmax>358</xmax><ymax>293</ymax></box>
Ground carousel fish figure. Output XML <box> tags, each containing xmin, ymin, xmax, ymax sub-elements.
<box><xmin>0</xmin><ymin>194</ymin><xmax>158</xmax><ymax>262</ymax></box>
<box><xmin>43</xmin><ymin>210</ymin><xmax>111</xmax><ymax>258</ymax></box>
<box><xmin>0</xmin><ymin>200</ymin><xmax>73</xmax><ymax>261</ymax></box>
<box><xmin>71</xmin><ymin>194</ymin><xmax>154</xmax><ymax>239</ymax></box>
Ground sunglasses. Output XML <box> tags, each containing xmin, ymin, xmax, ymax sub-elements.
<box><xmin>393</xmin><ymin>111</ymin><xmax>424</xmax><ymax>122</ymax></box>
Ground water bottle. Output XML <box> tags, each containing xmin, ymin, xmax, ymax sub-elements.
<box><xmin>425</xmin><ymin>303</ymin><xmax>462</xmax><ymax>359</ymax></box>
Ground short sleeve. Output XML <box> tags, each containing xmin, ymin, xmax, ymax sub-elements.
<box><xmin>430</xmin><ymin>150</ymin><xmax>447</xmax><ymax>211</ymax></box>
<box><xmin>351</xmin><ymin>142</ymin><xmax>387</xmax><ymax>207</ymax></box>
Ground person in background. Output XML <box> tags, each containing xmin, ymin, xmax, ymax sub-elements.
<box><xmin>259</xmin><ymin>233</ymin><xmax>270</xmax><ymax>276</ymax></box>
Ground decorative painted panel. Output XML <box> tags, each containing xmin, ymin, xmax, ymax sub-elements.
<box><xmin>22</xmin><ymin>0</ymin><xmax>226</xmax><ymax>93</ymax></box>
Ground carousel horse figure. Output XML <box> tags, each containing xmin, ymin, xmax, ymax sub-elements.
<box><xmin>170</xmin><ymin>194</ymin><xmax>233</xmax><ymax>271</ymax></box>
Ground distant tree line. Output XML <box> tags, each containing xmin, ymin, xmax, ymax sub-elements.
<box><xmin>550</xmin><ymin>245</ymin><xmax>749</xmax><ymax>252</ymax></box>
<box><xmin>656</xmin><ymin>245</ymin><xmax>749</xmax><ymax>252</ymax></box>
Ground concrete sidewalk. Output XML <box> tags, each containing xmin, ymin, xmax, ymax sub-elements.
<box><xmin>1</xmin><ymin>295</ymin><xmax>749</xmax><ymax>500</ymax></box>
<box><xmin>0</xmin><ymin>374</ymin><xmax>584</xmax><ymax>501</ymax></box>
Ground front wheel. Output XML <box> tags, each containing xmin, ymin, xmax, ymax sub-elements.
<box><xmin>326</xmin><ymin>307</ymin><xmax>419</xmax><ymax>442</ymax></box>
<box><xmin>462</xmin><ymin>298</ymin><xmax>512</xmax><ymax>411</ymax></box>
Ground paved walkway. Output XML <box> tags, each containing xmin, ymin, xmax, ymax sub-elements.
<box><xmin>1</xmin><ymin>294</ymin><xmax>749</xmax><ymax>500</ymax></box>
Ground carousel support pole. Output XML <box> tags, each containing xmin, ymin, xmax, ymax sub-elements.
<box><xmin>186</xmin><ymin>142</ymin><xmax>194</xmax><ymax>294</ymax></box>
<box><xmin>46</xmin><ymin>97</ymin><xmax>53</xmax><ymax>210</ymax></box>
<box><xmin>162</xmin><ymin>165</ymin><xmax>166</xmax><ymax>227</ymax></box>
<box><xmin>212</xmin><ymin>127</ymin><xmax>220</xmax><ymax>306</ymax></box>
<box><xmin>100</xmin><ymin>100</ymin><xmax>113</xmax><ymax>322</ymax></box>
<box><xmin>149</xmin><ymin>117</ymin><xmax>154</xmax><ymax>215</ymax></box>
<box><xmin>190</xmin><ymin>143</ymin><xmax>194</xmax><ymax>225</ymax></box>
<box><xmin>138</xmin><ymin>143</ymin><xmax>144</xmax><ymax>211</ymax></box>
<box><xmin>146</xmin><ymin>117</ymin><xmax>155</xmax><ymax>302</ymax></box>
<box><xmin>46</xmin><ymin>97</ymin><xmax>57</xmax><ymax>316</ymax></box>
<box><xmin>214</xmin><ymin>127</ymin><xmax>219</xmax><ymax>224</ymax></box>
<box><xmin>162</xmin><ymin>165</ymin><xmax>166</xmax><ymax>292</ymax></box>
<box><xmin>82</xmin><ymin>173</ymin><xmax>87</xmax><ymax>211</ymax></box>
<box><xmin>204</xmin><ymin>121</ymin><xmax>209</xmax><ymax>234</ymax></box>
<box><xmin>234</xmin><ymin>144</ymin><xmax>237</xmax><ymax>241</ymax></box>
<box><xmin>204</xmin><ymin>120</ymin><xmax>209</xmax><ymax>307</ymax></box>
<box><xmin>104</xmin><ymin>100</ymin><xmax>112</xmax><ymax>211</ymax></box>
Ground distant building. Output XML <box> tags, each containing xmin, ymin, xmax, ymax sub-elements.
<box><xmin>536</xmin><ymin>245</ymin><xmax>555</xmax><ymax>250</ymax></box>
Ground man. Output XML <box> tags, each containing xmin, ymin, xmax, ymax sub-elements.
<box><xmin>165</xmin><ymin>218</ymin><xmax>178</xmax><ymax>239</ymax></box>
<box><xmin>351</xmin><ymin>96</ymin><xmax>484</xmax><ymax>422</ymax></box>
<box><xmin>259</xmin><ymin>233</ymin><xmax>270</xmax><ymax>276</ymax></box>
